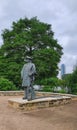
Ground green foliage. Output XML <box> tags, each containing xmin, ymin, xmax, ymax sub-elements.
<box><xmin>41</xmin><ymin>77</ymin><xmax>61</xmax><ymax>92</ymax></box>
<box><xmin>42</xmin><ymin>85</ymin><xmax>52</xmax><ymax>92</ymax></box>
<box><xmin>63</xmin><ymin>67</ymin><xmax>77</xmax><ymax>94</ymax></box>
<box><xmin>0</xmin><ymin>77</ymin><xmax>17</xmax><ymax>91</ymax></box>
<box><xmin>40</xmin><ymin>77</ymin><xmax>60</xmax><ymax>86</ymax></box>
<box><xmin>41</xmin><ymin>78</ymin><xmax>68</xmax><ymax>93</ymax></box>
<box><xmin>0</xmin><ymin>17</ymin><xmax>63</xmax><ymax>87</ymax></box>
<box><xmin>58</xmin><ymin>89</ymin><xmax>66</xmax><ymax>94</ymax></box>
<box><xmin>69</xmin><ymin>67</ymin><xmax>77</xmax><ymax>94</ymax></box>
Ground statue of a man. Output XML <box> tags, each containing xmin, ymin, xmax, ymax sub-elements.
<box><xmin>21</xmin><ymin>56</ymin><xmax>36</xmax><ymax>100</ymax></box>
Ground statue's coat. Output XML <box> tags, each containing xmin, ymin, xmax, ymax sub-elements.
<box><xmin>21</xmin><ymin>62</ymin><xmax>36</xmax><ymax>87</ymax></box>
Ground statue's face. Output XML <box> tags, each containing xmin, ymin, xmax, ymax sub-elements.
<box><xmin>26</xmin><ymin>59</ymin><xmax>31</xmax><ymax>63</ymax></box>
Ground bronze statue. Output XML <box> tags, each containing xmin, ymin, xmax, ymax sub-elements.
<box><xmin>21</xmin><ymin>56</ymin><xmax>36</xmax><ymax>100</ymax></box>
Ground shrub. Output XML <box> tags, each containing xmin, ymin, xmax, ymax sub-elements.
<box><xmin>42</xmin><ymin>85</ymin><xmax>53</xmax><ymax>92</ymax></box>
<box><xmin>40</xmin><ymin>77</ymin><xmax>61</xmax><ymax>92</ymax></box>
<box><xmin>0</xmin><ymin>77</ymin><xmax>17</xmax><ymax>91</ymax></box>
<box><xmin>58</xmin><ymin>89</ymin><xmax>66</xmax><ymax>94</ymax></box>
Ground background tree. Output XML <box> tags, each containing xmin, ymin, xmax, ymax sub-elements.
<box><xmin>68</xmin><ymin>67</ymin><xmax>77</xmax><ymax>94</ymax></box>
<box><xmin>62</xmin><ymin>66</ymin><xmax>77</xmax><ymax>94</ymax></box>
<box><xmin>0</xmin><ymin>17</ymin><xmax>63</xmax><ymax>88</ymax></box>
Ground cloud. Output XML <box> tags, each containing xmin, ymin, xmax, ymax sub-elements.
<box><xmin>62</xmin><ymin>0</ymin><xmax>77</xmax><ymax>13</ymax></box>
<box><xmin>64</xmin><ymin>36</ymin><xmax>77</xmax><ymax>55</ymax></box>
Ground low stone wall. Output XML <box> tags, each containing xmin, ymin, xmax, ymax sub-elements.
<box><xmin>0</xmin><ymin>91</ymin><xmax>24</xmax><ymax>96</ymax></box>
<box><xmin>36</xmin><ymin>91</ymin><xmax>77</xmax><ymax>98</ymax></box>
<box><xmin>0</xmin><ymin>91</ymin><xmax>77</xmax><ymax>99</ymax></box>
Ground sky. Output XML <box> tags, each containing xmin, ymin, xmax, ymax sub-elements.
<box><xmin>0</xmin><ymin>0</ymin><xmax>77</xmax><ymax>77</ymax></box>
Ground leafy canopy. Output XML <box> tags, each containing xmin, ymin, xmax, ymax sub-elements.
<box><xmin>0</xmin><ymin>17</ymin><xmax>63</xmax><ymax>87</ymax></box>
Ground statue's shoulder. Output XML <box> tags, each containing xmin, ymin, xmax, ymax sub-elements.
<box><xmin>23</xmin><ymin>64</ymin><xmax>27</xmax><ymax>68</ymax></box>
<box><xmin>30</xmin><ymin>63</ymin><xmax>35</xmax><ymax>67</ymax></box>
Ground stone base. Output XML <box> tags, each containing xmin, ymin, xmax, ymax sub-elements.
<box><xmin>8</xmin><ymin>96</ymin><xmax>71</xmax><ymax>111</ymax></box>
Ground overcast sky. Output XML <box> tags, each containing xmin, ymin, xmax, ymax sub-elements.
<box><xmin>0</xmin><ymin>0</ymin><xmax>77</xmax><ymax>77</ymax></box>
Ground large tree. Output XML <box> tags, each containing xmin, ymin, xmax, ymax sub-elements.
<box><xmin>0</xmin><ymin>17</ymin><xmax>63</xmax><ymax>87</ymax></box>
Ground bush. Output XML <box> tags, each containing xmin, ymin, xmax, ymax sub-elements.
<box><xmin>71</xmin><ymin>84</ymin><xmax>77</xmax><ymax>94</ymax></box>
<box><xmin>40</xmin><ymin>77</ymin><xmax>61</xmax><ymax>92</ymax></box>
<box><xmin>42</xmin><ymin>85</ymin><xmax>53</xmax><ymax>92</ymax></box>
<box><xmin>58</xmin><ymin>89</ymin><xmax>66</xmax><ymax>94</ymax></box>
<box><xmin>0</xmin><ymin>77</ymin><xmax>17</xmax><ymax>91</ymax></box>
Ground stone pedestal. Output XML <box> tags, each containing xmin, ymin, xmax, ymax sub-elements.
<box><xmin>8</xmin><ymin>96</ymin><xmax>71</xmax><ymax>111</ymax></box>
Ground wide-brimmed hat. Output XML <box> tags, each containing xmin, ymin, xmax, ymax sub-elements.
<box><xmin>26</xmin><ymin>56</ymin><xmax>32</xmax><ymax>60</ymax></box>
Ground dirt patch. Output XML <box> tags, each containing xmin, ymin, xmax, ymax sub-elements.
<box><xmin>0</xmin><ymin>96</ymin><xmax>77</xmax><ymax>130</ymax></box>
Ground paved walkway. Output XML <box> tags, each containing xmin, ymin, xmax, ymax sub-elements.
<box><xmin>0</xmin><ymin>96</ymin><xmax>77</xmax><ymax>130</ymax></box>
